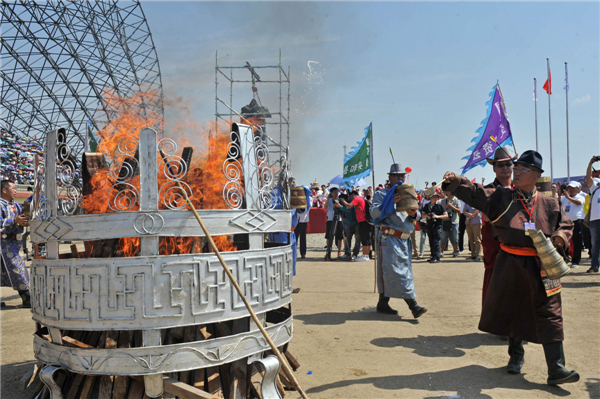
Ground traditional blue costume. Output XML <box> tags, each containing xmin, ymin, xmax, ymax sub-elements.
<box><xmin>1</xmin><ymin>197</ymin><xmax>30</xmax><ymax>297</ymax></box>
<box><xmin>371</xmin><ymin>164</ymin><xmax>427</xmax><ymax>318</ymax></box>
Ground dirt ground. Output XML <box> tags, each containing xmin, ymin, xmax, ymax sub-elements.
<box><xmin>2</xmin><ymin>242</ymin><xmax>599</xmax><ymax>399</ymax></box>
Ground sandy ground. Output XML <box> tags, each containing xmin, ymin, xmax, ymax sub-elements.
<box><xmin>2</xmin><ymin>238</ymin><xmax>599</xmax><ymax>399</ymax></box>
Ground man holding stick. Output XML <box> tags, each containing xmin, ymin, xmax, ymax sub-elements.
<box><xmin>442</xmin><ymin>150</ymin><xmax>579</xmax><ymax>385</ymax></box>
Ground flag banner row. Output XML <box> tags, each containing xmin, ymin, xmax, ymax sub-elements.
<box><xmin>343</xmin><ymin>123</ymin><xmax>372</xmax><ymax>187</ymax></box>
<box><xmin>461</xmin><ymin>83</ymin><xmax>514</xmax><ymax>175</ymax></box>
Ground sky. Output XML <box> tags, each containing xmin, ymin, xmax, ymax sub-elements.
<box><xmin>143</xmin><ymin>1</ymin><xmax>600</xmax><ymax>188</ymax></box>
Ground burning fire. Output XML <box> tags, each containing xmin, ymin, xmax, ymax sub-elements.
<box><xmin>82</xmin><ymin>92</ymin><xmax>243</xmax><ymax>256</ymax></box>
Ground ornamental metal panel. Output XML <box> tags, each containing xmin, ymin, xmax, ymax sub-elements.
<box><xmin>30</xmin><ymin>246</ymin><xmax>294</xmax><ymax>330</ymax></box>
<box><xmin>34</xmin><ymin>316</ymin><xmax>293</xmax><ymax>375</ymax></box>
<box><xmin>28</xmin><ymin>209</ymin><xmax>291</xmax><ymax>244</ymax></box>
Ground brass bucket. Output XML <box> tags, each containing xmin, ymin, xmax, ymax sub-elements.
<box><xmin>395</xmin><ymin>184</ymin><xmax>418</xmax><ymax>212</ymax></box>
<box><xmin>527</xmin><ymin>229</ymin><xmax>570</xmax><ymax>279</ymax></box>
<box><xmin>290</xmin><ymin>186</ymin><xmax>308</xmax><ymax>209</ymax></box>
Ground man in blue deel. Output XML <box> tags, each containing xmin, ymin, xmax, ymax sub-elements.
<box><xmin>371</xmin><ymin>164</ymin><xmax>427</xmax><ymax>318</ymax></box>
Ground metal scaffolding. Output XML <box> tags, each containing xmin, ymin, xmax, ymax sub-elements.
<box><xmin>1</xmin><ymin>0</ymin><xmax>164</xmax><ymax>156</ymax></box>
<box><xmin>215</xmin><ymin>50</ymin><xmax>290</xmax><ymax>160</ymax></box>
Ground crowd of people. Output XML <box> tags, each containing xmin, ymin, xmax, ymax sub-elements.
<box><xmin>298</xmin><ymin>152</ymin><xmax>599</xmax><ymax>277</ymax></box>
<box><xmin>291</xmin><ymin>150</ymin><xmax>600</xmax><ymax>386</ymax></box>
<box><xmin>0</xmin><ymin>128</ymin><xmax>43</xmax><ymax>186</ymax></box>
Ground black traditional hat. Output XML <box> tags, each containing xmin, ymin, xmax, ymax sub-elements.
<box><xmin>487</xmin><ymin>146</ymin><xmax>518</xmax><ymax>165</ymax></box>
<box><xmin>515</xmin><ymin>150</ymin><xmax>544</xmax><ymax>173</ymax></box>
<box><xmin>388</xmin><ymin>163</ymin><xmax>406</xmax><ymax>175</ymax></box>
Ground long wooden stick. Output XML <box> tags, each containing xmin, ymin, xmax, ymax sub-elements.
<box><xmin>173</xmin><ymin>179</ymin><xmax>309</xmax><ymax>399</ymax></box>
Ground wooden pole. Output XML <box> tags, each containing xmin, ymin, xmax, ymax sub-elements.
<box><xmin>171</xmin><ymin>178</ymin><xmax>309</xmax><ymax>399</ymax></box>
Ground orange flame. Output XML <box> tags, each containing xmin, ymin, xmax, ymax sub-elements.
<box><xmin>83</xmin><ymin>92</ymin><xmax>241</xmax><ymax>256</ymax></box>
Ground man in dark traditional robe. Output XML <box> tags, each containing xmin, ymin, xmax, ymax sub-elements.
<box><xmin>481</xmin><ymin>147</ymin><xmax>515</xmax><ymax>307</ymax></box>
<box><xmin>443</xmin><ymin>150</ymin><xmax>579</xmax><ymax>385</ymax></box>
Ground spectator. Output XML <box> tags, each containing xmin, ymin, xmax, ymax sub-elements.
<box><xmin>561</xmin><ymin>181</ymin><xmax>585</xmax><ymax>268</ymax></box>
<box><xmin>422</xmin><ymin>192</ymin><xmax>447</xmax><ymax>263</ymax></box>
<box><xmin>339</xmin><ymin>193</ymin><xmax>361</xmax><ymax>260</ymax></box>
<box><xmin>441</xmin><ymin>191</ymin><xmax>461</xmax><ymax>257</ymax></box>
<box><xmin>340</xmin><ymin>190</ymin><xmax>371</xmax><ymax>262</ymax></box>
<box><xmin>463</xmin><ymin>203</ymin><xmax>482</xmax><ymax>261</ymax></box>
<box><xmin>417</xmin><ymin>210</ymin><xmax>428</xmax><ymax>259</ymax></box>
<box><xmin>1</xmin><ymin>128</ymin><xmax>43</xmax><ymax>185</ymax></box>
<box><xmin>409</xmin><ymin>224</ymin><xmax>419</xmax><ymax>259</ymax></box>
<box><xmin>458</xmin><ymin>201</ymin><xmax>467</xmax><ymax>254</ymax></box>
<box><xmin>551</xmin><ymin>183</ymin><xmax>559</xmax><ymax>199</ymax></box>
<box><xmin>294</xmin><ymin>186</ymin><xmax>312</xmax><ymax>260</ymax></box>
<box><xmin>325</xmin><ymin>187</ymin><xmax>344</xmax><ymax>261</ymax></box>
<box><xmin>362</xmin><ymin>192</ymin><xmax>375</xmax><ymax>260</ymax></box>
<box><xmin>585</xmin><ymin>156</ymin><xmax>600</xmax><ymax>273</ymax></box>
<box><xmin>417</xmin><ymin>193</ymin><xmax>430</xmax><ymax>258</ymax></box>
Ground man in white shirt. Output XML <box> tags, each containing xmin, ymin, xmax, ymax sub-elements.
<box><xmin>561</xmin><ymin>181</ymin><xmax>586</xmax><ymax>268</ymax></box>
<box><xmin>586</xmin><ymin>156</ymin><xmax>600</xmax><ymax>273</ymax></box>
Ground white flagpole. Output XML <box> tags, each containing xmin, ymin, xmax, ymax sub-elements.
<box><xmin>369</xmin><ymin>122</ymin><xmax>377</xmax><ymax>294</ymax></box>
<box><xmin>565</xmin><ymin>62</ymin><xmax>570</xmax><ymax>183</ymax></box>
<box><xmin>534</xmin><ymin>78</ymin><xmax>539</xmax><ymax>152</ymax></box>
<box><xmin>547</xmin><ymin>58</ymin><xmax>553</xmax><ymax>182</ymax></box>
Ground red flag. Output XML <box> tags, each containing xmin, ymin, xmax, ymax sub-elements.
<box><xmin>471</xmin><ymin>178</ymin><xmax>476</xmax><ymax>183</ymax></box>
<box><xmin>543</xmin><ymin>68</ymin><xmax>552</xmax><ymax>94</ymax></box>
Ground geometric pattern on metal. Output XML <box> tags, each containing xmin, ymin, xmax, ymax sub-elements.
<box><xmin>30</xmin><ymin>246</ymin><xmax>294</xmax><ymax>330</ymax></box>
<box><xmin>33</xmin><ymin>316</ymin><xmax>293</xmax><ymax>375</ymax></box>
<box><xmin>27</xmin><ymin>209</ymin><xmax>292</xmax><ymax>244</ymax></box>
<box><xmin>229</xmin><ymin>210</ymin><xmax>277</xmax><ymax>232</ymax></box>
<box><xmin>32</xmin><ymin>217</ymin><xmax>73</xmax><ymax>241</ymax></box>
<box><xmin>1</xmin><ymin>1</ymin><xmax>163</xmax><ymax>156</ymax></box>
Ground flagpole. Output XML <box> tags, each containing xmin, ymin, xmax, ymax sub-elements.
<box><xmin>370</xmin><ymin>122</ymin><xmax>377</xmax><ymax>294</ymax></box>
<box><xmin>534</xmin><ymin>78</ymin><xmax>539</xmax><ymax>152</ymax></box>
<box><xmin>547</xmin><ymin>58</ymin><xmax>553</xmax><ymax>182</ymax></box>
<box><xmin>565</xmin><ymin>62</ymin><xmax>570</xmax><ymax>183</ymax></box>
<box><xmin>370</xmin><ymin>123</ymin><xmax>375</xmax><ymax>191</ymax></box>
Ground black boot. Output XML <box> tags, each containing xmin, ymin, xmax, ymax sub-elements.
<box><xmin>376</xmin><ymin>294</ymin><xmax>398</xmax><ymax>315</ymax></box>
<box><xmin>543</xmin><ymin>342</ymin><xmax>580</xmax><ymax>385</ymax></box>
<box><xmin>18</xmin><ymin>290</ymin><xmax>31</xmax><ymax>309</ymax></box>
<box><xmin>404</xmin><ymin>298</ymin><xmax>427</xmax><ymax>318</ymax></box>
<box><xmin>507</xmin><ymin>338</ymin><xmax>525</xmax><ymax>374</ymax></box>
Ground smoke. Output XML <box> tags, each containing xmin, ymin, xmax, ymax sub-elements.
<box><xmin>147</xmin><ymin>2</ymin><xmax>369</xmax><ymax>185</ymax></box>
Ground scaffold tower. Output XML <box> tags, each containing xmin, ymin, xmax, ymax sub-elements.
<box><xmin>215</xmin><ymin>50</ymin><xmax>290</xmax><ymax>161</ymax></box>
